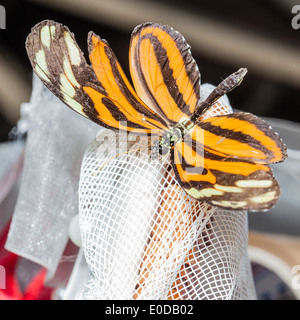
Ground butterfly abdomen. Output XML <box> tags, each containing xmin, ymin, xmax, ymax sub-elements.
<box><xmin>154</xmin><ymin>128</ymin><xmax>181</xmax><ymax>156</ymax></box>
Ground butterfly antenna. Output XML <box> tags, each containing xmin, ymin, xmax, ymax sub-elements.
<box><xmin>192</xmin><ymin>68</ymin><xmax>248</xmax><ymax>123</ymax></box>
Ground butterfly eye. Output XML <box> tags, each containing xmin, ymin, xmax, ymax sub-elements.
<box><xmin>202</xmin><ymin>168</ymin><xmax>208</xmax><ymax>175</ymax></box>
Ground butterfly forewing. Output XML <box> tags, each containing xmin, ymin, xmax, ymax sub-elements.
<box><xmin>26</xmin><ymin>20</ymin><xmax>167</xmax><ymax>135</ymax></box>
<box><xmin>87</xmin><ymin>32</ymin><xmax>168</xmax><ymax>133</ymax></box>
<box><xmin>26</xmin><ymin>20</ymin><xmax>102</xmax><ymax>120</ymax></box>
<box><xmin>129</xmin><ymin>23</ymin><xmax>200</xmax><ymax>127</ymax></box>
<box><xmin>198</xmin><ymin>112</ymin><xmax>287</xmax><ymax>164</ymax></box>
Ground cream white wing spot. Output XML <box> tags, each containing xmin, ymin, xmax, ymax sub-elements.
<box><xmin>62</xmin><ymin>94</ymin><xmax>85</xmax><ymax>116</ymax></box>
<box><xmin>250</xmin><ymin>191</ymin><xmax>276</xmax><ymax>204</ymax></box>
<box><xmin>35</xmin><ymin>49</ymin><xmax>50</xmax><ymax>82</ymax></box>
<box><xmin>50</xmin><ymin>25</ymin><xmax>56</xmax><ymax>37</ymax></box>
<box><xmin>185</xmin><ymin>187</ymin><xmax>224</xmax><ymax>198</ymax></box>
<box><xmin>64</xmin><ymin>31</ymin><xmax>81</xmax><ymax>66</ymax></box>
<box><xmin>60</xmin><ymin>73</ymin><xmax>76</xmax><ymax>97</ymax></box>
<box><xmin>40</xmin><ymin>25</ymin><xmax>56</xmax><ymax>48</ymax></box>
<box><xmin>60</xmin><ymin>73</ymin><xmax>85</xmax><ymax>115</ymax></box>
<box><xmin>63</xmin><ymin>56</ymin><xmax>80</xmax><ymax>88</ymax></box>
<box><xmin>235</xmin><ymin>179</ymin><xmax>273</xmax><ymax>188</ymax></box>
<box><xmin>214</xmin><ymin>184</ymin><xmax>243</xmax><ymax>193</ymax></box>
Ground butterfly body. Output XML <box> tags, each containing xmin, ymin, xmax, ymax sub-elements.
<box><xmin>25</xmin><ymin>20</ymin><xmax>287</xmax><ymax>211</ymax></box>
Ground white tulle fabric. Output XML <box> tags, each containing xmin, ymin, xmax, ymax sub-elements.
<box><xmin>5</xmin><ymin>75</ymin><xmax>99</xmax><ymax>277</ymax></box>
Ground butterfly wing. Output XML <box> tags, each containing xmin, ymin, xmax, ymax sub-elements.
<box><xmin>171</xmin><ymin>112</ymin><xmax>287</xmax><ymax>211</ymax></box>
<box><xmin>129</xmin><ymin>22</ymin><xmax>200</xmax><ymax>127</ymax></box>
<box><xmin>25</xmin><ymin>20</ymin><xmax>167</xmax><ymax>134</ymax></box>
<box><xmin>87</xmin><ymin>31</ymin><xmax>168</xmax><ymax>133</ymax></box>
<box><xmin>199</xmin><ymin>112</ymin><xmax>286</xmax><ymax>164</ymax></box>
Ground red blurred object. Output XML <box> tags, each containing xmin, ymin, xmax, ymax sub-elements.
<box><xmin>0</xmin><ymin>223</ymin><xmax>53</xmax><ymax>300</ymax></box>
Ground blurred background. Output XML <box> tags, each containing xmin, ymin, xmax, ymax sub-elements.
<box><xmin>0</xmin><ymin>0</ymin><xmax>300</xmax><ymax>300</ymax></box>
<box><xmin>0</xmin><ymin>0</ymin><xmax>300</xmax><ymax>139</ymax></box>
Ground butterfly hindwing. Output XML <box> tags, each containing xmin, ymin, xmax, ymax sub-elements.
<box><xmin>171</xmin><ymin>139</ymin><xmax>280</xmax><ymax>211</ymax></box>
<box><xmin>171</xmin><ymin>113</ymin><xmax>287</xmax><ymax>211</ymax></box>
<box><xmin>26</xmin><ymin>20</ymin><xmax>167</xmax><ymax>134</ymax></box>
<box><xmin>129</xmin><ymin>22</ymin><xmax>200</xmax><ymax>127</ymax></box>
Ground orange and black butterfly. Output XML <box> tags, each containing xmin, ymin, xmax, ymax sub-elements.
<box><xmin>25</xmin><ymin>20</ymin><xmax>287</xmax><ymax>211</ymax></box>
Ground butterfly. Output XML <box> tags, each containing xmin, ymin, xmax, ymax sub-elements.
<box><xmin>25</xmin><ymin>20</ymin><xmax>287</xmax><ymax>211</ymax></box>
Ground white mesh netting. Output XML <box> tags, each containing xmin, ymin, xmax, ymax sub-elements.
<box><xmin>76</xmin><ymin>83</ymin><xmax>256</xmax><ymax>300</ymax></box>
